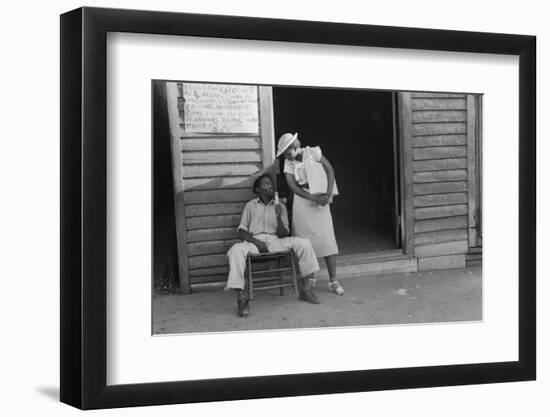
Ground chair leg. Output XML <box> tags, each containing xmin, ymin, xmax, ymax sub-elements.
<box><xmin>290</xmin><ymin>251</ymin><xmax>298</xmax><ymax>296</ymax></box>
<box><xmin>247</xmin><ymin>255</ymin><xmax>253</xmax><ymax>301</ymax></box>
<box><xmin>278</xmin><ymin>256</ymin><xmax>285</xmax><ymax>296</ymax></box>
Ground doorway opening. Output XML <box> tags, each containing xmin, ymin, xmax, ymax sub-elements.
<box><xmin>273</xmin><ymin>87</ymin><xmax>400</xmax><ymax>255</ymax></box>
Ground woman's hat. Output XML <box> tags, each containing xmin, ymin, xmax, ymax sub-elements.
<box><xmin>276</xmin><ymin>132</ymin><xmax>298</xmax><ymax>157</ymax></box>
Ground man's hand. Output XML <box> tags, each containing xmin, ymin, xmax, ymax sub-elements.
<box><xmin>254</xmin><ymin>240</ymin><xmax>269</xmax><ymax>253</ymax></box>
<box><xmin>274</xmin><ymin>204</ymin><xmax>283</xmax><ymax>217</ymax></box>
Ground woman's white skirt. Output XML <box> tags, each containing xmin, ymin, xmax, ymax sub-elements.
<box><xmin>292</xmin><ymin>194</ymin><xmax>338</xmax><ymax>258</ymax></box>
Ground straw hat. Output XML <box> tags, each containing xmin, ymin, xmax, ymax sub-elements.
<box><xmin>276</xmin><ymin>133</ymin><xmax>298</xmax><ymax>158</ymax></box>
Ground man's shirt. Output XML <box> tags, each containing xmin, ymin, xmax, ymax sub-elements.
<box><xmin>237</xmin><ymin>198</ymin><xmax>289</xmax><ymax>236</ymax></box>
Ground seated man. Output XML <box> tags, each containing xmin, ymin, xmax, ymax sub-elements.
<box><xmin>226</xmin><ymin>174</ymin><xmax>321</xmax><ymax>317</ymax></box>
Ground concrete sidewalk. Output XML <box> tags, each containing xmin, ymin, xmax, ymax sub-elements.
<box><xmin>152</xmin><ymin>266</ymin><xmax>481</xmax><ymax>334</ymax></box>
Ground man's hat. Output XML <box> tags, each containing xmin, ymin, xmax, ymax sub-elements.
<box><xmin>276</xmin><ymin>132</ymin><xmax>298</xmax><ymax>158</ymax></box>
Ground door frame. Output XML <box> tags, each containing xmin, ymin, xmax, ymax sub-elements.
<box><xmin>396</xmin><ymin>92</ymin><xmax>415</xmax><ymax>255</ymax></box>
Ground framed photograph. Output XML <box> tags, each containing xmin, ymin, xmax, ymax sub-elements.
<box><xmin>60</xmin><ymin>6</ymin><xmax>536</xmax><ymax>409</ymax></box>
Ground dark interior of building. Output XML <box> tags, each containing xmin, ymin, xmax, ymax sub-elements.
<box><xmin>273</xmin><ymin>86</ymin><xmax>398</xmax><ymax>255</ymax></box>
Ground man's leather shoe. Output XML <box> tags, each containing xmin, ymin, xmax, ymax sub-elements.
<box><xmin>299</xmin><ymin>288</ymin><xmax>320</xmax><ymax>304</ymax></box>
<box><xmin>238</xmin><ymin>299</ymin><xmax>250</xmax><ymax>317</ymax></box>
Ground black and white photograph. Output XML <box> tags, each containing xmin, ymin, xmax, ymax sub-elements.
<box><xmin>152</xmin><ymin>81</ymin><xmax>483</xmax><ymax>333</ymax></box>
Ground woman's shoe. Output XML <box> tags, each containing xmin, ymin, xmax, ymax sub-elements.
<box><xmin>328</xmin><ymin>280</ymin><xmax>345</xmax><ymax>295</ymax></box>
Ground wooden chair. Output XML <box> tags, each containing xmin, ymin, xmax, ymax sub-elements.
<box><xmin>246</xmin><ymin>250</ymin><xmax>298</xmax><ymax>300</ymax></box>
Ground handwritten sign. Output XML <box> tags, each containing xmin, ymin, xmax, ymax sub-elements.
<box><xmin>182</xmin><ymin>83</ymin><xmax>259</xmax><ymax>134</ymax></box>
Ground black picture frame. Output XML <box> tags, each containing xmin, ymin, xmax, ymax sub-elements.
<box><xmin>60</xmin><ymin>6</ymin><xmax>536</xmax><ymax>410</ymax></box>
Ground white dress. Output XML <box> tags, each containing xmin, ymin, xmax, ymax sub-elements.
<box><xmin>284</xmin><ymin>146</ymin><xmax>339</xmax><ymax>258</ymax></box>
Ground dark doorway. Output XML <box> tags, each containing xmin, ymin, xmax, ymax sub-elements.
<box><xmin>273</xmin><ymin>86</ymin><xmax>399</xmax><ymax>255</ymax></box>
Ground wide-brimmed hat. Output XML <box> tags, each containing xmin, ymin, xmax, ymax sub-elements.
<box><xmin>276</xmin><ymin>132</ymin><xmax>298</xmax><ymax>158</ymax></box>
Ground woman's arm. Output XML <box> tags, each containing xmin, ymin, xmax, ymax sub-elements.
<box><xmin>285</xmin><ymin>172</ymin><xmax>327</xmax><ymax>206</ymax></box>
<box><xmin>319</xmin><ymin>155</ymin><xmax>335</xmax><ymax>196</ymax></box>
<box><xmin>285</xmin><ymin>172</ymin><xmax>314</xmax><ymax>201</ymax></box>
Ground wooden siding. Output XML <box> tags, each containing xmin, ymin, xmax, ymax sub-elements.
<box><xmin>167</xmin><ymin>82</ymin><xmax>275</xmax><ymax>292</ymax></box>
<box><xmin>410</xmin><ymin>93</ymin><xmax>477</xmax><ymax>270</ymax></box>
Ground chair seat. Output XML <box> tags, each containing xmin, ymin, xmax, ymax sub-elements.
<box><xmin>246</xmin><ymin>249</ymin><xmax>298</xmax><ymax>300</ymax></box>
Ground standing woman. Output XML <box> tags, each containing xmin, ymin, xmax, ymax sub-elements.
<box><xmin>277</xmin><ymin>132</ymin><xmax>344</xmax><ymax>295</ymax></box>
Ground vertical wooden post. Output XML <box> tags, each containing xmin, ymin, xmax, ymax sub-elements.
<box><xmin>165</xmin><ymin>82</ymin><xmax>191</xmax><ymax>294</ymax></box>
<box><xmin>397</xmin><ymin>92</ymin><xmax>415</xmax><ymax>255</ymax></box>
<box><xmin>258</xmin><ymin>86</ymin><xmax>276</xmax><ymax>188</ymax></box>
<box><xmin>467</xmin><ymin>94</ymin><xmax>479</xmax><ymax>247</ymax></box>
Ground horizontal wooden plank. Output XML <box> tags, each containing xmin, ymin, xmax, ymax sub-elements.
<box><xmin>186</xmin><ymin>214</ymin><xmax>242</xmax><ymax>230</ymax></box>
<box><xmin>414</xmin><ymin>216</ymin><xmax>468</xmax><ymax>233</ymax></box>
<box><xmin>413</xmin><ymin>181</ymin><xmax>467</xmax><ymax>195</ymax></box>
<box><xmin>183</xmin><ymin>176</ymin><xmax>254</xmax><ymax>191</ymax></box>
<box><xmin>415</xmin><ymin>240</ymin><xmax>468</xmax><ymax>257</ymax></box>
<box><xmin>415</xmin><ymin>204</ymin><xmax>468</xmax><ymax>220</ymax></box>
<box><xmin>413</xmin><ymin>134</ymin><xmax>467</xmax><ymax>147</ymax></box>
<box><xmin>413</xmin><ymin>146</ymin><xmax>467</xmax><ymax>160</ymax></box>
<box><xmin>184</xmin><ymin>188</ymin><xmax>254</xmax><ymax>204</ymax></box>
<box><xmin>413</xmin><ymin>158</ymin><xmax>467</xmax><ymax>172</ymax></box>
<box><xmin>411</xmin><ymin>92</ymin><xmax>466</xmax><ymax>98</ymax></box>
<box><xmin>413</xmin><ymin>122</ymin><xmax>466</xmax><ymax>136</ymax></box>
<box><xmin>189</xmin><ymin>265</ymin><xmax>229</xmax><ymax>277</ymax></box>
<box><xmin>418</xmin><ymin>254</ymin><xmax>466</xmax><ymax>271</ymax></box>
<box><xmin>185</xmin><ymin>202</ymin><xmax>247</xmax><ymax>217</ymax></box>
<box><xmin>413</xmin><ymin>169</ymin><xmax>468</xmax><ymax>183</ymax></box>
<box><xmin>411</xmin><ymin>98</ymin><xmax>467</xmax><ymax>110</ymax></box>
<box><xmin>180</xmin><ymin>137</ymin><xmax>261</xmax><ymax>151</ymax></box>
<box><xmin>189</xmin><ymin>254</ymin><xmax>229</xmax><ymax>269</ymax></box>
<box><xmin>181</xmin><ymin>151</ymin><xmax>261</xmax><ymax>164</ymax></box>
<box><xmin>189</xmin><ymin>273</ymin><xmax>229</xmax><ymax>285</ymax></box>
<box><xmin>412</xmin><ymin>110</ymin><xmax>466</xmax><ymax>123</ymax></box>
<box><xmin>186</xmin><ymin>227</ymin><xmax>239</xmax><ymax>243</ymax></box>
<box><xmin>182</xmin><ymin>163</ymin><xmax>261</xmax><ymax>178</ymax></box>
<box><xmin>414</xmin><ymin>192</ymin><xmax>467</xmax><ymax>207</ymax></box>
<box><xmin>415</xmin><ymin>229</ymin><xmax>468</xmax><ymax>246</ymax></box>
<box><xmin>187</xmin><ymin>239</ymin><xmax>241</xmax><ymax>256</ymax></box>
<box><xmin>316</xmin><ymin>258</ymin><xmax>417</xmax><ymax>280</ymax></box>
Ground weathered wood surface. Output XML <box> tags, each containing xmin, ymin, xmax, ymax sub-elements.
<box><xmin>413</xmin><ymin>146</ymin><xmax>467</xmax><ymax>160</ymax></box>
<box><xmin>412</xmin><ymin>110</ymin><xmax>466</xmax><ymax>123</ymax></box>
<box><xmin>413</xmin><ymin>169</ymin><xmax>468</xmax><ymax>183</ymax></box>
<box><xmin>413</xmin><ymin>134</ymin><xmax>467</xmax><ymax>147</ymax></box>
<box><xmin>415</xmin><ymin>240</ymin><xmax>468</xmax><ymax>257</ymax></box>
<box><xmin>186</xmin><ymin>227</ymin><xmax>239</xmax><ymax>243</ymax></box>
<box><xmin>414</xmin><ymin>229</ymin><xmax>469</xmax><ymax>246</ymax></box>
<box><xmin>189</xmin><ymin>265</ymin><xmax>229</xmax><ymax>277</ymax></box>
<box><xmin>414</xmin><ymin>204</ymin><xmax>468</xmax><ymax>220</ymax></box>
<box><xmin>418</xmin><ymin>254</ymin><xmax>466</xmax><ymax>271</ymax></box>
<box><xmin>413</xmin><ymin>122</ymin><xmax>467</xmax><ymax>136</ymax></box>
<box><xmin>182</xmin><ymin>163</ymin><xmax>261</xmax><ymax>178</ymax></box>
<box><xmin>411</xmin><ymin>92</ymin><xmax>466</xmax><ymax>98</ymax></box>
<box><xmin>414</xmin><ymin>192</ymin><xmax>468</xmax><ymax>207</ymax></box>
<box><xmin>188</xmin><ymin>253</ymin><xmax>229</xmax><ymax>269</ymax></box>
<box><xmin>413</xmin><ymin>158</ymin><xmax>467</xmax><ymax>172</ymax></box>
<box><xmin>187</xmin><ymin>239</ymin><xmax>241</xmax><ymax>256</ymax></box>
<box><xmin>398</xmin><ymin>92</ymin><xmax>415</xmax><ymax>255</ymax></box>
<box><xmin>180</xmin><ymin>136</ymin><xmax>261</xmax><ymax>151</ymax></box>
<box><xmin>186</xmin><ymin>214</ymin><xmax>242</xmax><ymax>230</ymax></box>
<box><xmin>181</xmin><ymin>150</ymin><xmax>261</xmax><ymax>164</ymax></box>
<box><xmin>183</xmin><ymin>176</ymin><xmax>253</xmax><ymax>191</ymax></box>
<box><xmin>185</xmin><ymin>202</ymin><xmax>247</xmax><ymax>217</ymax></box>
<box><xmin>184</xmin><ymin>188</ymin><xmax>254</xmax><ymax>204</ymax></box>
<box><xmin>411</xmin><ymin>98</ymin><xmax>467</xmax><ymax>110</ymax></box>
<box><xmin>414</xmin><ymin>216</ymin><xmax>468</xmax><ymax>233</ymax></box>
<box><xmin>413</xmin><ymin>181</ymin><xmax>467</xmax><ymax>195</ymax></box>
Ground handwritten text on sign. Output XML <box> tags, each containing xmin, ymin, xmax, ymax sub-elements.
<box><xmin>182</xmin><ymin>83</ymin><xmax>259</xmax><ymax>134</ymax></box>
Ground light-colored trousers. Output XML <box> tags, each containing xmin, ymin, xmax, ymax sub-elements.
<box><xmin>226</xmin><ymin>233</ymin><xmax>320</xmax><ymax>290</ymax></box>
